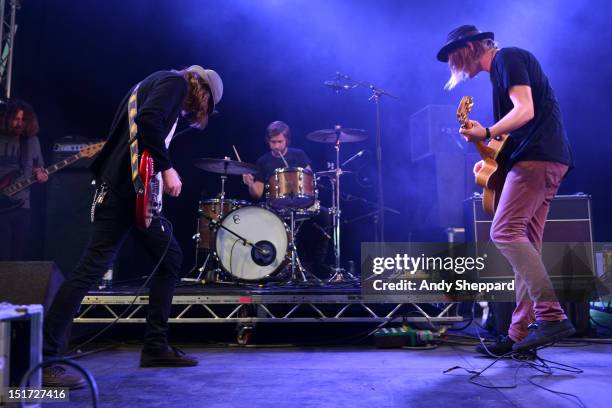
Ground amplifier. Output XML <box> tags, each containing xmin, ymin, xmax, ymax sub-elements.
<box><xmin>466</xmin><ymin>193</ymin><xmax>597</xmax><ymax>301</ymax></box>
<box><xmin>465</xmin><ymin>193</ymin><xmax>593</xmax><ymax>244</ymax></box>
<box><xmin>52</xmin><ymin>136</ymin><xmax>104</xmax><ymax>169</ymax></box>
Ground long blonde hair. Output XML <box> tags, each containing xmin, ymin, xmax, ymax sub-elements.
<box><xmin>445</xmin><ymin>39</ymin><xmax>497</xmax><ymax>90</ymax></box>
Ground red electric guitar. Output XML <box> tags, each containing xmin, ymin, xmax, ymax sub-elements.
<box><xmin>0</xmin><ymin>142</ymin><xmax>105</xmax><ymax>213</ymax></box>
<box><xmin>457</xmin><ymin>96</ymin><xmax>510</xmax><ymax>215</ymax></box>
<box><xmin>134</xmin><ymin>149</ymin><xmax>162</xmax><ymax>228</ymax></box>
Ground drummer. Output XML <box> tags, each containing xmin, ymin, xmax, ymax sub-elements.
<box><xmin>242</xmin><ymin>120</ymin><xmax>330</xmax><ymax>277</ymax></box>
<box><xmin>242</xmin><ymin>120</ymin><xmax>311</xmax><ymax>197</ymax></box>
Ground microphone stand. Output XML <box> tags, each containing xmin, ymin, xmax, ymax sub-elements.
<box><xmin>200</xmin><ymin>213</ymin><xmax>269</xmax><ymax>256</ymax></box>
<box><xmin>335</xmin><ymin>72</ymin><xmax>398</xmax><ymax>243</ymax></box>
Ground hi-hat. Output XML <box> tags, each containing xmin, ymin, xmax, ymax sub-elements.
<box><xmin>193</xmin><ymin>158</ymin><xmax>258</xmax><ymax>175</ymax></box>
<box><xmin>306</xmin><ymin>127</ymin><xmax>367</xmax><ymax>143</ymax></box>
<box><xmin>315</xmin><ymin>169</ymin><xmax>353</xmax><ymax>178</ymax></box>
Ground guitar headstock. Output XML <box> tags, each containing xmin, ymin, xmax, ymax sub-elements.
<box><xmin>457</xmin><ymin>96</ymin><xmax>474</xmax><ymax>129</ymax></box>
<box><xmin>80</xmin><ymin>142</ymin><xmax>105</xmax><ymax>158</ymax></box>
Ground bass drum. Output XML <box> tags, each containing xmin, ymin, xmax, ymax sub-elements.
<box><xmin>198</xmin><ymin>198</ymin><xmax>249</xmax><ymax>249</ymax></box>
<box><xmin>215</xmin><ymin>206</ymin><xmax>289</xmax><ymax>281</ymax></box>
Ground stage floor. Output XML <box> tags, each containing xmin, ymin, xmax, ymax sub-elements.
<box><xmin>57</xmin><ymin>341</ymin><xmax>611</xmax><ymax>408</ymax></box>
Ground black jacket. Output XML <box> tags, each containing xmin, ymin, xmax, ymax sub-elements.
<box><xmin>90</xmin><ymin>70</ymin><xmax>187</xmax><ymax>198</ymax></box>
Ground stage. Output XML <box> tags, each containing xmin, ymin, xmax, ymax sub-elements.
<box><xmin>58</xmin><ymin>343</ymin><xmax>612</xmax><ymax>408</ymax></box>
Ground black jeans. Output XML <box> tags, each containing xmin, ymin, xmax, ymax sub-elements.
<box><xmin>43</xmin><ymin>186</ymin><xmax>182</xmax><ymax>357</ymax></box>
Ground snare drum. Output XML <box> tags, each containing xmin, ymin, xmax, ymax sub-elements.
<box><xmin>215</xmin><ymin>206</ymin><xmax>289</xmax><ymax>281</ymax></box>
<box><xmin>198</xmin><ymin>198</ymin><xmax>249</xmax><ymax>249</ymax></box>
<box><xmin>267</xmin><ymin>167</ymin><xmax>316</xmax><ymax>209</ymax></box>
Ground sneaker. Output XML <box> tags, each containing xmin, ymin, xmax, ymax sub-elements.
<box><xmin>42</xmin><ymin>365</ymin><xmax>86</xmax><ymax>390</ymax></box>
<box><xmin>475</xmin><ymin>335</ymin><xmax>514</xmax><ymax>356</ymax></box>
<box><xmin>140</xmin><ymin>346</ymin><xmax>198</xmax><ymax>368</ymax></box>
<box><xmin>512</xmin><ymin>319</ymin><xmax>576</xmax><ymax>352</ymax></box>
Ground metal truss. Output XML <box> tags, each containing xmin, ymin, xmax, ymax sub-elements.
<box><xmin>76</xmin><ymin>294</ymin><xmax>463</xmax><ymax>325</ymax></box>
<box><xmin>0</xmin><ymin>0</ymin><xmax>19</xmax><ymax>99</ymax></box>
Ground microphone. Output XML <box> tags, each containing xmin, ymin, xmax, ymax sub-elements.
<box><xmin>242</xmin><ymin>238</ymin><xmax>270</xmax><ymax>255</ymax></box>
<box><xmin>341</xmin><ymin>149</ymin><xmax>366</xmax><ymax>167</ymax></box>
<box><xmin>324</xmin><ymin>81</ymin><xmax>352</xmax><ymax>92</ymax></box>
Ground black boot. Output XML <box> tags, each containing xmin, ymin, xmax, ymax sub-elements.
<box><xmin>42</xmin><ymin>365</ymin><xmax>87</xmax><ymax>390</ymax></box>
<box><xmin>140</xmin><ymin>346</ymin><xmax>198</xmax><ymax>368</ymax></box>
<box><xmin>475</xmin><ymin>335</ymin><xmax>515</xmax><ymax>356</ymax></box>
<box><xmin>512</xmin><ymin>319</ymin><xmax>575</xmax><ymax>352</ymax></box>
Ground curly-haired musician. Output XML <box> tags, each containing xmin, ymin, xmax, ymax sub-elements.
<box><xmin>0</xmin><ymin>99</ymin><xmax>48</xmax><ymax>261</ymax></box>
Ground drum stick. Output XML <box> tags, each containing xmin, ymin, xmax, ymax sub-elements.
<box><xmin>278</xmin><ymin>150</ymin><xmax>290</xmax><ymax>168</ymax></box>
<box><xmin>232</xmin><ymin>145</ymin><xmax>242</xmax><ymax>162</ymax></box>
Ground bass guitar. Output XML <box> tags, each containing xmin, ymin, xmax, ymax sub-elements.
<box><xmin>0</xmin><ymin>142</ymin><xmax>105</xmax><ymax>213</ymax></box>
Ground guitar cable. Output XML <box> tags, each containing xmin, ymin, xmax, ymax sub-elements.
<box><xmin>66</xmin><ymin>214</ymin><xmax>174</xmax><ymax>356</ymax></box>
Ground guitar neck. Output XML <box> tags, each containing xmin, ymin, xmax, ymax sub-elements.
<box><xmin>2</xmin><ymin>153</ymin><xmax>84</xmax><ymax>196</ymax></box>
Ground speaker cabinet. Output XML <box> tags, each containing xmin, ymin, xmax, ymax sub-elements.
<box><xmin>0</xmin><ymin>262</ymin><xmax>64</xmax><ymax>312</ymax></box>
<box><xmin>410</xmin><ymin>152</ymin><xmax>480</xmax><ymax>228</ymax></box>
<box><xmin>410</xmin><ymin>104</ymin><xmax>466</xmax><ymax>161</ymax></box>
<box><xmin>44</xmin><ymin>172</ymin><xmax>95</xmax><ymax>275</ymax></box>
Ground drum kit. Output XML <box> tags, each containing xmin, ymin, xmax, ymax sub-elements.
<box><xmin>187</xmin><ymin>126</ymin><xmax>367</xmax><ymax>286</ymax></box>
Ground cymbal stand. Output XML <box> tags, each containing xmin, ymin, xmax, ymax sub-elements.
<box><xmin>184</xmin><ymin>169</ymin><xmax>231</xmax><ymax>285</ymax></box>
<box><xmin>208</xmin><ymin>169</ymin><xmax>231</xmax><ymax>279</ymax></box>
<box><xmin>328</xmin><ymin>125</ymin><xmax>358</xmax><ymax>282</ymax></box>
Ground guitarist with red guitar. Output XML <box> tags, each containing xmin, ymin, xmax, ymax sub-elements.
<box><xmin>438</xmin><ymin>26</ymin><xmax>574</xmax><ymax>355</ymax></box>
<box><xmin>0</xmin><ymin>99</ymin><xmax>48</xmax><ymax>261</ymax></box>
<box><xmin>42</xmin><ymin>66</ymin><xmax>223</xmax><ymax>389</ymax></box>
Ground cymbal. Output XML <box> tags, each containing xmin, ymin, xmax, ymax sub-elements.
<box><xmin>193</xmin><ymin>158</ymin><xmax>258</xmax><ymax>175</ymax></box>
<box><xmin>306</xmin><ymin>128</ymin><xmax>367</xmax><ymax>143</ymax></box>
<box><xmin>315</xmin><ymin>169</ymin><xmax>353</xmax><ymax>178</ymax></box>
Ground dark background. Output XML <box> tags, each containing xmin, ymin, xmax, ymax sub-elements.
<box><xmin>12</xmin><ymin>0</ymin><xmax>612</xmax><ymax>276</ymax></box>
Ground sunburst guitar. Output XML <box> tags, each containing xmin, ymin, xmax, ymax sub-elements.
<box><xmin>457</xmin><ymin>96</ymin><xmax>510</xmax><ymax>215</ymax></box>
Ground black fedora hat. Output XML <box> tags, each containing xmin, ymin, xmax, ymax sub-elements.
<box><xmin>437</xmin><ymin>25</ymin><xmax>494</xmax><ymax>62</ymax></box>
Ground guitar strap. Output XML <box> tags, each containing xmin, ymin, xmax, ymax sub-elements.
<box><xmin>128</xmin><ymin>83</ymin><xmax>145</xmax><ymax>194</ymax></box>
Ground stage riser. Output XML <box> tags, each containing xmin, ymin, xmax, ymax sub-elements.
<box><xmin>75</xmin><ymin>295</ymin><xmax>463</xmax><ymax>325</ymax></box>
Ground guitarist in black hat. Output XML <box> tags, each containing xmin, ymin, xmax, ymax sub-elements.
<box><xmin>0</xmin><ymin>99</ymin><xmax>48</xmax><ymax>261</ymax></box>
<box><xmin>438</xmin><ymin>25</ymin><xmax>574</xmax><ymax>355</ymax></box>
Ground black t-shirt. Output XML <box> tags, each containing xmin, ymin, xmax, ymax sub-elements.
<box><xmin>490</xmin><ymin>47</ymin><xmax>573</xmax><ymax>168</ymax></box>
<box><xmin>254</xmin><ymin>147</ymin><xmax>311</xmax><ymax>183</ymax></box>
